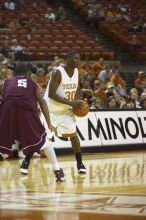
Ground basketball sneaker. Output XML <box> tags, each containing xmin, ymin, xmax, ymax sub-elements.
<box><xmin>11</xmin><ymin>150</ymin><xmax>19</xmax><ymax>158</ymax></box>
<box><xmin>20</xmin><ymin>160</ymin><xmax>30</xmax><ymax>174</ymax></box>
<box><xmin>0</xmin><ymin>153</ymin><xmax>4</xmax><ymax>161</ymax></box>
<box><xmin>54</xmin><ymin>168</ymin><xmax>66</xmax><ymax>182</ymax></box>
<box><xmin>77</xmin><ymin>163</ymin><xmax>86</xmax><ymax>174</ymax></box>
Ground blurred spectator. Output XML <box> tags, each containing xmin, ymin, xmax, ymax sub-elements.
<box><xmin>140</xmin><ymin>98</ymin><xmax>146</xmax><ymax>109</ymax></box>
<box><xmin>10</xmin><ymin>39</ymin><xmax>29</xmax><ymax>60</ymax></box>
<box><xmin>36</xmin><ymin>68</ymin><xmax>47</xmax><ymax>92</ymax></box>
<box><xmin>56</xmin><ymin>6</ymin><xmax>67</xmax><ymax>21</ymax></box>
<box><xmin>91</xmin><ymin>57</ymin><xmax>105</xmax><ymax>75</ymax></box>
<box><xmin>124</xmin><ymin>98</ymin><xmax>136</xmax><ymax>109</ymax></box>
<box><xmin>0</xmin><ymin>52</ymin><xmax>8</xmax><ymax>65</ymax></box>
<box><xmin>109</xmin><ymin>66</ymin><xmax>127</xmax><ymax>96</ymax></box>
<box><xmin>119</xmin><ymin>96</ymin><xmax>127</xmax><ymax>108</ymax></box>
<box><xmin>0</xmin><ymin>39</ymin><xmax>10</xmax><ymax>58</ymax></box>
<box><xmin>134</xmin><ymin>71</ymin><xmax>146</xmax><ymax>94</ymax></box>
<box><xmin>129</xmin><ymin>87</ymin><xmax>138</xmax><ymax>95</ymax></box>
<box><xmin>94</xmin><ymin>81</ymin><xmax>107</xmax><ymax>107</ymax></box>
<box><xmin>93</xmin><ymin>96</ymin><xmax>105</xmax><ymax>109</ymax></box>
<box><xmin>140</xmin><ymin>92</ymin><xmax>146</xmax><ymax>100</ymax></box>
<box><xmin>45</xmin><ymin>8</ymin><xmax>56</xmax><ymax>21</ymax></box>
<box><xmin>130</xmin><ymin>92</ymin><xmax>141</xmax><ymax>108</ymax></box>
<box><xmin>97</xmin><ymin>65</ymin><xmax>112</xmax><ymax>82</ymax></box>
<box><xmin>3</xmin><ymin>0</ymin><xmax>15</xmax><ymax>10</ymax></box>
<box><xmin>81</xmin><ymin>87</ymin><xmax>93</xmax><ymax>106</ymax></box>
<box><xmin>131</xmin><ymin>34</ymin><xmax>142</xmax><ymax>57</ymax></box>
<box><xmin>105</xmin><ymin>82</ymin><xmax>116</xmax><ymax>98</ymax></box>
<box><xmin>8</xmin><ymin>19</ymin><xmax>20</xmax><ymax>30</ymax></box>
<box><xmin>128</xmin><ymin>22</ymin><xmax>142</xmax><ymax>32</ymax></box>
<box><xmin>18</xmin><ymin>13</ymin><xmax>33</xmax><ymax>28</ymax></box>
<box><xmin>107</xmin><ymin>96</ymin><xmax>116</xmax><ymax>109</ymax></box>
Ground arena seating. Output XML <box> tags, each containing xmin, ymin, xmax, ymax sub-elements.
<box><xmin>0</xmin><ymin>0</ymin><xmax>114</xmax><ymax>61</ymax></box>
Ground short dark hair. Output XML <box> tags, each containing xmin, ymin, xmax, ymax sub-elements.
<box><xmin>14</xmin><ymin>64</ymin><xmax>28</xmax><ymax>76</ymax></box>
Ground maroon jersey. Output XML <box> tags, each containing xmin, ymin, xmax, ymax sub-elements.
<box><xmin>2</xmin><ymin>76</ymin><xmax>38</xmax><ymax>112</ymax></box>
<box><xmin>0</xmin><ymin>76</ymin><xmax>46</xmax><ymax>156</ymax></box>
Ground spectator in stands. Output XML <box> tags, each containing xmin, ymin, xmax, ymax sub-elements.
<box><xmin>140</xmin><ymin>98</ymin><xmax>146</xmax><ymax>109</ymax></box>
<box><xmin>93</xmin><ymin>96</ymin><xmax>105</xmax><ymax>109</ymax></box>
<box><xmin>18</xmin><ymin>13</ymin><xmax>32</xmax><ymax>28</ymax></box>
<box><xmin>128</xmin><ymin>22</ymin><xmax>142</xmax><ymax>32</ymax></box>
<box><xmin>129</xmin><ymin>87</ymin><xmax>138</xmax><ymax>95</ymax></box>
<box><xmin>36</xmin><ymin>68</ymin><xmax>47</xmax><ymax>92</ymax></box>
<box><xmin>134</xmin><ymin>71</ymin><xmax>146</xmax><ymax>94</ymax></box>
<box><xmin>105</xmin><ymin>9</ymin><xmax>115</xmax><ymax>22</ymax></box>
<box><xmin>105</xmin><ymin>82</ymin><xmax>116</xmax><ymax>98</ymax></box>
<box><xmin>94</xmin><ymin>81</ymin><xmax>107</xmax><ymax>107</ymax></box>
<box><xmin>130</xmin><ymin>34</ymin><xmax>142</xmax><ymax>57</ymax></box>
<box><xmin>56</xmin><ymin>6</ymin><xmax>67</xmax><ymax>21</ymax></box>
<box><xmin>91</xmin><ymin>57</ymin><xmax>105</xmax><ymax>75</ymax></box>
<box><xmin>0</xmin><ymin>53</ymin><xmax>8</xmax><ymax>65</ymax></box>
<box><xmin>140</xmin><ymin>93</ymin><xmax>146</xmax><ymax>102</ymax></box>
<box><xmin>10</xmin><ymin>39</ymin><xmax>28</xmax><ymax>61</ymax></box>
<box><xmin>118</xmin><ymin>1</ymin><xmax>131</xmax><ymax>12</ymax></box>
<box><xmin>124</xmin><ymin>98</ymin><xmax>136</xmax><ymax>109</ymax></box>
<box><xmin>0</xmin><ymin>39</ymin><xmax>10</xmax><ymax>58</ymax></box>
<box><xmin>97</xmin><ymin>65</ymin><xmax>112</xmax><ymax>82</ymax></box>
<box><xmin>122</xmin><ymin>11</ymin><xmax>132</xmax><ymax>23</ymax></box>
<box><xmin>107</xmin><ymin>96</ymin><xmax>116</xmax><ymax>109</ymax></box>
<box><xmin>113</xmin><ymin>93</ymin><xmax>123</xmax><ymax>108</ymax></box>
<box><xmin>45</xmin><ymin>8</ymin><xmax>56</xmax><ymax>21</ymax></box>
<box><xmin>109</xmin><ymin>66</ymin><xmax>127</xmax><ymax>97</ymax></box>
<box><xmin>8</xmin><ymin>19</ymin><xmax>20</xmax><ymax>30</ymax></box>
<box><xmin>119</xmin><ymin>96</ymin><xmax>127</xmax><ymax>108</ymax></box>
<box><xmin>86</xmin><ymin>4</ymin><xmax>97</xmax><ymax>26</ymax></box>
<box><xmin>3</xmin><ymin>0</ymin><xmax>15</xmax><ymax>10</ymax></box>
<box><xmin>130</xmin><ymin>92</ymin><xmax>141</xmax><ymax>108</ymax></box>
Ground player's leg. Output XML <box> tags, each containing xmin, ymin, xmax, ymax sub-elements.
<box><xmin>57</xmin><ymin>109</ymin><xmax>86</xmax><ymax>174</ymax></box>
<box><xmin>20</xmin><ymin>139</ymin><xmax>65</xmax><ymax>182</ymax></box>
<box><xmin>70</xmin><ymin>136</ymin><xmax>86</xmax><ymax>174</ymax></box>
<box><xmin>41</xmin><ymin>139</ymin><xmax>66</xmax><ymax>182</ymax></box>
<box><xmin>20</xmin><ymin>151</ymin><xmax>34</xmax><ymax>174</ymax></box>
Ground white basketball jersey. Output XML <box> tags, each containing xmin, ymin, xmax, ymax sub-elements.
<box><xmin>44</xmin><ymin>65</ymin><xmax>79</xmax><ymax>112</ymax></box>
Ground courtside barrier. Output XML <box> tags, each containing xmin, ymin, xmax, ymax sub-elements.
<box><xmin>41</xmin><ymin>109</ymin><xmax>146</xmax><ymax>150</ymax></box>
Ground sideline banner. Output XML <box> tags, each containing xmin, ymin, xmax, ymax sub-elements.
<box><xmin>41</xmin><ymin>110</ymin><xmax>146</xmax><ymax>149</ymax></box>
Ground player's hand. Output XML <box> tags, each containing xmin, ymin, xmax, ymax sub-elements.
<box><xmin>70</xmin><ymin>100</ymin><xmax>84</xmax><ymax>108</ymax></box>
<box><xmin>48</xmin><ymin>124</ymin><xmax>57</xmax><ymax>136</ymax></box>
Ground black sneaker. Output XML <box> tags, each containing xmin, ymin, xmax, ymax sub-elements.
<box><xmin>77</xmin><ymin>163</ymin><xmax>86</xmax><ymax>174</ymax></box>
<box><xmin>11</xmin><ymin>150</ymin><xmax>19</xmax><ymax>158</ymax></box>
<box><xmin>54</xmin><ymin>168</ymin><xmax>66</xmax><ymax>182</ymax></box>
<box><xmin>0</xmin><ymin>153</ymin><xmax>4</xmax><ymax>161</ymax></box>
<box><xmin>20</xmin><ymin>160</ymin><xmax>30</xmax><ymax>174</ymax></box>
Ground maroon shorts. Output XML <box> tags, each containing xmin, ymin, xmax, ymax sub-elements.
<box><xmin>0</xmin><ymin>101</ymin><xmax>46</xmax><ymax>155</ymax></box>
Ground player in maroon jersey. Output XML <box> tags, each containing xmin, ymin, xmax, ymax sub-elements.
<box><xmin>0</xmin><ymin>64</ymin><xmax>65</xmax><ymax>182</ymax></box>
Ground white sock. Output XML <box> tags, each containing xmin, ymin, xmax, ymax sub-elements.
<box><xmin>41</xmin><ymin>140</ymin><xmax>60</xmax><ymax>171</ymax></box>
<box><xmin>12</xmin><ymin>140</ymin><xmax>20</xmax><ymax>150</ymax></box>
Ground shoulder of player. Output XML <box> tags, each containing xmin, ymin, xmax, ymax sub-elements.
<box><xmin>51</xmin><ymin>68</ymin><xmax>62</xmax><ymax>78</ymax></box>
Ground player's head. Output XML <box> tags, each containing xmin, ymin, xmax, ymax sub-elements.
<box><xmin>14</xmin><ymin>64</ymin><xmax>28</xmax><ymax>76</ymax></box>
<box><xmin>65</xmin><ymin>51</ymin><xmax>80</xmax><ymax>68</ymax></box>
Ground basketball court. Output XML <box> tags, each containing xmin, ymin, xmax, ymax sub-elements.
<box><xmin>0</xmin><ymin>150</ymin><xmax>146</xmax><ymax>220</ymax></box>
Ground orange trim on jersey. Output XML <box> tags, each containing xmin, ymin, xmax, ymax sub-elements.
<box><xmin>62</xmin><ymin>133</ymin><xmax>77</xmax><ymax>138</ymax></box>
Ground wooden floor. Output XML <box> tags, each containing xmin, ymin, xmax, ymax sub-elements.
<box><xmin>0</xmin><ymin>150</ymin><xmax>146</xmax><ymax>220</ymax></box>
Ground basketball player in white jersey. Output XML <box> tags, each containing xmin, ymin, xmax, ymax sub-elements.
<box><xmin>44</xmin><ymin>51</ymin><xmax>86</xmax><ymax>174</ymax></box>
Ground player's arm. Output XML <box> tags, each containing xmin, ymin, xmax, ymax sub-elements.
<box><xmin>49</xmin><ymin>69</ymin><xmax>78</xmax><ymax>107</ymax></box>
<box><xmin>36</xmin><ymin>88</ymin><xmax>56</xmax><ymax>132</ymax></box>
<box><xmin>74</xmin><ymin>69</ymin><xmax>81</xmax><ymax>100</ymax></box>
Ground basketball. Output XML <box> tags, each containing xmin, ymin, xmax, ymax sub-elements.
<box><xmin>72</xmin><ymin>100</ymin><xmax>89</xmax><ymax>117</ymax></box>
